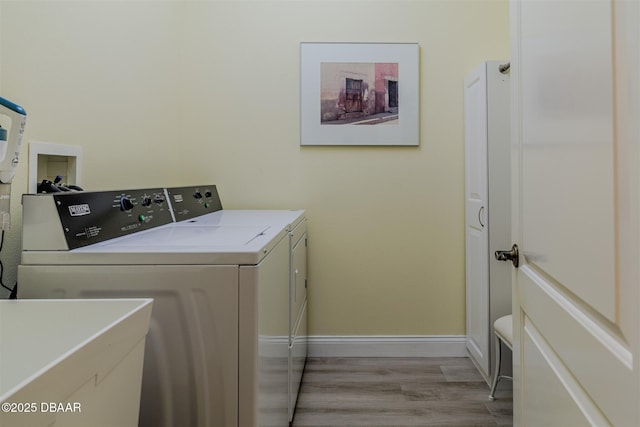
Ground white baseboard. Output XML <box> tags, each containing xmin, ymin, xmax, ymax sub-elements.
<box><xmin>307</xmin><ymin>335</ymin><xmax>467</xmax><ymax>358</ymax></box>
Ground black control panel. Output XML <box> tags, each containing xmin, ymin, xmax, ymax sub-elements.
<box><xmin>167</xmin><ymin>185</ymin><xmax>223</xmax><ymax>222</ymax></box>
<box><xmin>54</xmin><ymin>188</ymin><xmax>174</xmax><ymax>249</ymax></box>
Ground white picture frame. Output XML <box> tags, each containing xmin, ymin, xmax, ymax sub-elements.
<box><xmin>300</xmin><ymin>42</ymin><xmax>419</xmax><ymax>146</ymax></box>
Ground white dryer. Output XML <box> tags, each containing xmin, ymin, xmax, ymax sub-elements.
<box><xmin>18</xmin><ymin>186</ymin><xmax>307</xmax><ymax>427</ymax></box>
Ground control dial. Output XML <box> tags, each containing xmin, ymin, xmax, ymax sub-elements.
<box><xmin>120</xmin><ymin>196</ymin><xmax>135</xmax><ymax>212</ymax></box>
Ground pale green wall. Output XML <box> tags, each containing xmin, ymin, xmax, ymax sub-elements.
<box><xmin>0</xmin><ymin>0</ymin><xmax>509</xmax><ymax>336</ymax></box>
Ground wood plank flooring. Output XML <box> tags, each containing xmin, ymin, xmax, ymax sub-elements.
<box><xmin>291</xmin><ymin>357</ymin><xmax>512</xmax><ymax>427</ymax></box>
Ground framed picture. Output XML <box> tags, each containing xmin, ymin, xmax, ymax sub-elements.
<box><xmin>300</xmin><ymin>42</ymin><xmax>419</xmax><ymax>146</ymax></box>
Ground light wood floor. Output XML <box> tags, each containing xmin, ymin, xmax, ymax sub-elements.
<box><xmin>291</xmin><ymin>357</ymin><xmax>512</xmax><ymax>427</ymax></box>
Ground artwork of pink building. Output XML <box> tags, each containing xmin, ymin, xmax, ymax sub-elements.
<box><xmin>374</xmin><ymin>63</ymin><xmax>398</xmax><ymax>114</ymax></box>
<box><xmin>320</xmin><ymin>62</ymin><xmax>398</xmax><ymax>123</ymax></box>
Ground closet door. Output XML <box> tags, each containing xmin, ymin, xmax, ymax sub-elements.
<box><xmin>464</xmin><ymin>63</ymin><xmax>490</xmax><ymax>376</ymax></box>
<box><xmin>510</xmin><ymin>0</ymin><xmax>640</xmax><ymax>425</ymax></box>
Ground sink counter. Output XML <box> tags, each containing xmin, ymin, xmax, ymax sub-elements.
<box><xmin>0</xmin><ymin>298</ymin><xmax>152</xmax><ymax>427</ymax></box>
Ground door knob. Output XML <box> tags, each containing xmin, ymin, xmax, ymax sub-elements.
<box><xmin>495</xmin><ymin>244</ymin><xmax>519</xmax><ymax>268</ymax></box>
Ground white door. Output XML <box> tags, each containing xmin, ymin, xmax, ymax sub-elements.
<box><xmin>464</xmin><ymin>63</ymin><xmax>490</xmax><ymax>375</ymax></box>
<box><xmin>510</xmin><ymin>0</ymin><xmax>639</xmax><ymax>425</ymax></box>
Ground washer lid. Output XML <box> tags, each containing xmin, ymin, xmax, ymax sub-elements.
<box><xmin>75</xmin><ymin>225</ymin><xmax>271</xmax><ymax>252</ymax></box>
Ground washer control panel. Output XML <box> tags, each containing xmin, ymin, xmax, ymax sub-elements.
<box><xmin>167</xmin><ymin>185</ymin><xmax>223</xmax><ymax>222</ymax></box>
<box><xmin>53</xmin><ymin>188</ymin><xmax>173</xmax><ymax>249</ymax></box>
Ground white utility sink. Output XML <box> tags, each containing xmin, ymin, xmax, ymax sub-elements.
<box><xmin>0</xmin><ymin>298</ymin><xmax>153</xmax><ymax>427</ymax></box>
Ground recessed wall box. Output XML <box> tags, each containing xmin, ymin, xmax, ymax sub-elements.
<box><xmin>28</xmin><ymin>141</ymin><xmax>82</xmax><ymax>193</ymax></box>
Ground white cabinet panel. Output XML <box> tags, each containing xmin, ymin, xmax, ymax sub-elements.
<box><xmin>464</xmin><ymin>61</ymin><xmax>511</xmax><ymax>381</ymax></box>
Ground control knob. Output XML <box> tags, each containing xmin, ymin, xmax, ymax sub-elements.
<box><xmin>120</xmin><ymin>196</ymin><xmax>135</xmax><ymax>212</ymax></box>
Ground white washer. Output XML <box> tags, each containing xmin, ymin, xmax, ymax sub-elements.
<box><xmin>18</xmin><ymin>186</ymin><xmax>307</xmax><ymax>427</ymax></box>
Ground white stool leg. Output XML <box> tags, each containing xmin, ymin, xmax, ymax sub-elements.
<box><xmin>488</xmin><ymin>332</ymin><xmax>502</xmax><ymax>400</ymax></box>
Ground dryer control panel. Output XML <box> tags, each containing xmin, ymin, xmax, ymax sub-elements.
<box><xmin>167</xmin><ymin>185</ymin><xmax>223</xmax><ymax>222</ymax></box>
